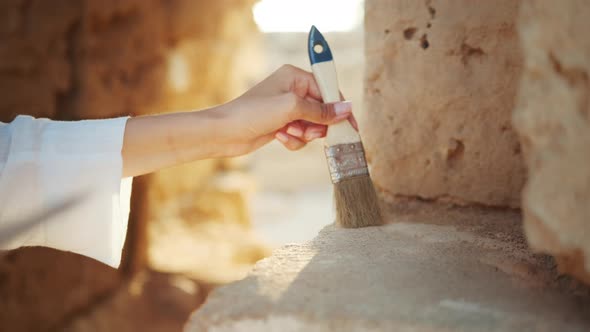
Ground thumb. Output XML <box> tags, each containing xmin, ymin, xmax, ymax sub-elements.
<box><xmin>293</xmin><ymin>96</ymin><xmax>352</xmax><ymax>125</ymax></box>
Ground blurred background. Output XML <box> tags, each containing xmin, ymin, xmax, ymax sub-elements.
<box><xmin>0</xmin><ymin>0</ymin><xmax>364</xmax><ymax>330</ymax></box>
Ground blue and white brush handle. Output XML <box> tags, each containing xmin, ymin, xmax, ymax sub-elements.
<box><xmin>308</xmin><ymin>26</ymin><xmax>361</xmax><ymax>147</ymax></box>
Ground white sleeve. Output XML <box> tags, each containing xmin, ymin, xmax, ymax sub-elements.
<box><xmin>0</xmin><ymin>115</ymin><xmax>132</xmax><ymax>268</ymax></box>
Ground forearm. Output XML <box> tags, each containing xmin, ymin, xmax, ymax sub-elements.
<box><xmin>121</xmin><ymin>107</ymin><xmax>225</xmax><ymax>177</ymax></box>
<box><xmin>120</xmin><ymin>65</ymin><xmax>353</xmax><ymax>178</ymax></box>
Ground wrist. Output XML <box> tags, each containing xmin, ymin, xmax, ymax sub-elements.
<box><xmin>181</xmin><ymin>107</ymin><xmax>226</xmax><ymax>160</ymax></box>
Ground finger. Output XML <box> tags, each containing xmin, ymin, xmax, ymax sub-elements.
<box><xmin>280</xmin><ymin>65</ymin><xmax>323</xmax><ymax>101</ymax></box>
<box><xmin>303</xmin><ymin>124</ymin><xmax>327</xmax><ymax>141</ymax></box>
<box><xmin>286</xmin><ymin>121</ymin><xmax>325</xmax><ymax>141</ymax></box>
<box><xmin>301</xmin><ymin>102</ymin><xmax>356</xmax><ymax>132</ymax></box>
<box><xmin>285</xmin><ymin>121</ymin><xmax>304</xmax><ymax>138</ymax></box>
<box><xmin>275</xmin><ymin>131</ymin><xmax>307</xmax><ymax>151</ymax></box>
<box><xmin>291</xmin><ymin>96</ymin><xmax>352</xmax><ymax>125</ymax></box>
<box><xmin>245</xmin><ymin>65</ymin><xmax>324</xmax><ymax>101</ymax></box>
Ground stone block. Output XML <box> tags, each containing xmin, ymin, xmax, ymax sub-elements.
<box><xmin>61</xmin><ymin>271</ymin><xmax>211</xmax><ymax>332</ymax></box>
<box><xmin>0</xmin><ymin>247</ymin><xmax>120</xmax><ymax>331</ymax></box>
<box><xmin>187</xmin><ymin>204</ymin><xmax>590</xmax><ymax>331</ymax></box>
<box><xmin>364</xmin><ymin>0</ymin><xmax>525</xmax><ymax>207</ymax></box>
<box><xmin>0</xmin><ymin>0</ymin><xmax>81</xmax><ymax>121</ymax></box>
<box><xmin>513</xmin><ymin>0</ymin><xmax>590</xmax><ymax>284</ymax></box>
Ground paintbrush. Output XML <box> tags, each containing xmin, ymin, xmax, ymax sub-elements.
<box><xmin>308</xmin><ymin>25</ymin><xmax>383</xmax><ymax>228</ymax></box>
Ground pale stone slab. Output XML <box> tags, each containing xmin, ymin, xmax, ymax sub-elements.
<box><xmin>514</xmin><ymin>0</ymin><xmax>590</xmax><ymax>284</ymax></box>
<box><xmin>187</xmin><ymin>205</ymin><xmax>590</xmax><ymax>331</ymax></box>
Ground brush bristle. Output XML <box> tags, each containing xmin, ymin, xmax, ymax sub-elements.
<box><xmin>333</xmin><ymin>175</ymin><xmax>383</xmax><ymax>228</ymax></box>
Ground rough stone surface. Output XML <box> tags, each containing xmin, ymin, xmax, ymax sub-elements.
<box><xmin>364</xmin><ymin>0</ymin><xmax>525</xmax><ymax>208</ymax></box>
<box><xmin>513</xmin><ymin>1</ymin><xmax>590</xmax><ymax>284</ymax></box>
<box><xmin>62</xmin><ymin>271</ymin><xmax>213</xmax><ymax>332</ymax></box>
<box><xmin>0</xmin><ymin>247</ymin><xmax>120</xmax><ymax>332</ymax></box>
<box><xmin>0</xmin><ymin>0</ymin><xmax>81</xmax><ymax>121</ymax></box>
<box><xmin>188</xmin><ymin>203</ymin><xmax>590</xmax><ymax>331</ymax></box>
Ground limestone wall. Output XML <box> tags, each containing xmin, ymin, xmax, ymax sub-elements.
<box><xmin>364</xmin><ymin>0</ymin><xmax>525</xmax><ymax>208</ymax></box>
<box><xmin>0</xmin><ymin>0</ymin><xmax>262</xmax><ymax>330</ymax></box>
<box><xmin>363</xmin><ymin>0</ymin><xmax>590</xmax><ymax>284</ymax></box>
<box><xmin>514</xmin><ymin>0</ymin><xmax>590</xmax><ymax>284</ymax></box>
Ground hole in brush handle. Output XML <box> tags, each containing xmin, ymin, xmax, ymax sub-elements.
<box><xmin>313</xmin><ymin>43</ymin><xmax>324</xmax><ymax>54</ymax></box>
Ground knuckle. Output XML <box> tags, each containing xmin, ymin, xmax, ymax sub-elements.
<box><xmin>280</xmin><ymin>64</ymin><xmax>307</xmax><ymax>77</ymax></box>
<box><xmin>280</xmin><ymin>64</ymin><xmax>295</xmax><ymax>74</ymax></box>
<box><xmin>285</xmin><ymin>92</ymin><xmax>301</xmax><ymax>117</ymax></box>
<box><xmin>282</xmin><ymin>140</ymin><xmax>295</xmax><ymax>150</ymax></box>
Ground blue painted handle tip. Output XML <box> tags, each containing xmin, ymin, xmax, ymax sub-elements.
<box><xmin>308</xmin><ymin>25</ymin><xmax>334</xmax><ymax>65</ymax></box>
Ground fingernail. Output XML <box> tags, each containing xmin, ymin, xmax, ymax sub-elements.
<box><xmin>286</xmin><ymin>125</ymin><xmax>303</xmax><ymax>137</ymax></box>
<box><xmin>333</xmin><ymin>101</ymin><xmax>352</xmax><ymax>116</ymax></box>
<box><xmin>275</xmin><ymin>132</ymin><xmax>289</xmax><ymax>143</ymax></box>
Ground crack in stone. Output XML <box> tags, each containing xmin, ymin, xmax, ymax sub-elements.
<box><xmin>376</xmin><ymin>184</ymin><xmax>520</xmax><ymax>210</ymax></box>
<box><xmin>403</xmin><ymin>27</ymin><xmax>417</xmax><ymax>40</ymax></box>
<box><xmin>548</xmin><ymin>52</ymin><xmax>590</xmax><ymax>122</ymax></box>
<box><xmin>425</xmin><ymin>0</ymin><xmax>436</xmax><ymax>19</ymax></box>
<box><xmin>420</xmin><ymin>33</ymin><xmax>430</xmax><ymax>49</ymax></box>
<box><xmin>460</xmin><ymin>42</ymin><xmax>486</xmax><ymax>65</ymax></box>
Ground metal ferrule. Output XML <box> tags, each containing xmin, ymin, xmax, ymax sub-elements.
<box><xmin>324</xmin><ymin>142</ymin><xmax>369</xmax><ymax>183</ymax></box>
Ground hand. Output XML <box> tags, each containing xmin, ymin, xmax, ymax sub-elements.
<box><xmin>122</xmin><ymin>64</ymin><xmax>356</xmax><ymax>177</ymax></box>
<box><xmin>215</xmin><ymin>64</ymin><xmax>356</xmax><ymax>154</ymax></box>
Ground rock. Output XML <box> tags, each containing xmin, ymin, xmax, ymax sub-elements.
<box><xmin>363</xmin><ymin>0</ymin><xmax>525</xmax><ymax>208</ymax></box>
<box><xmin>0</xmin><ymin>247</ymin><xmax>119</xmax><ymax>332</ymax></box>
<box><xmin>61</xmin><ymin>271</ymin><xmax>211</xmax><ymax>332</ymax></box>
<box><xmin>0</xmin><ymin>0</ymin><xmax>82</xmax><ymax>121</ymax></box>
<box><xmin>56</xmin><ymin>0</ymin><xmax>260</xmax><ymax>120</ymax></box>
<box><xmin>187</xmin><ymin>203</ymin><xmax>590</xmax><ymax>331</ymax></box>
<box><xmin>513</xmin><ymin>0</ymin><xmax>590</xmax><ymax>284</ymax></box>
